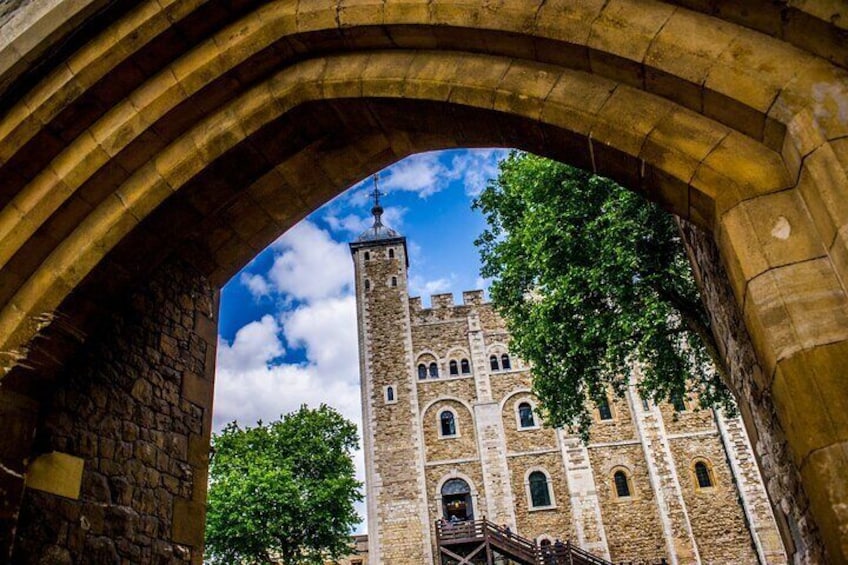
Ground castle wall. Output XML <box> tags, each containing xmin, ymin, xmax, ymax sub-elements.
<box><xmin>11</xmin><ymin>258</ymin><xmax>217</xmax><ymax>564</ymax></box>
<box><xmin>361</xmin><ymin>255</ymin><xmax>787</xmax><ymax>564</ymax></box>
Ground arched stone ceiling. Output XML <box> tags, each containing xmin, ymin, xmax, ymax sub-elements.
<box><xmin>1</xmin><ymin>2</ymin><xmax>848</xmax><ymax>560</ymax></box>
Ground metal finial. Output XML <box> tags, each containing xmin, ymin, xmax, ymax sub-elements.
<box><xmin>370</xmin><ymin>174</ymin><xmax>384</xmax><ymax>209</ymax></box>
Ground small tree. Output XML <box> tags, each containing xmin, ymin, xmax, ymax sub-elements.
<box><xmin>205</xmin><ymin>404</ymin><xmax>362</xmax><ymax>564</ymax></box>
<box><xmin>474</xmin><ymin>152</ymin><xmax>733</xmax><ymax>437</ymax></box>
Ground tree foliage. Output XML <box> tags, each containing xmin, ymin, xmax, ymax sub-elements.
<box><xmin>205</xmin><ymin>405</ymin><xmax>362</xmax><ymax>565</ymax></box>
<box><xmin>474</xmin><ymin>152</ymin><xmax>734</xmax><ymax>437</ymax></box>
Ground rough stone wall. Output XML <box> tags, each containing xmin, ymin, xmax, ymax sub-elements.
<box><xmin>501</xmin><ymin>391</ymin><xmax>558</xmax><ymax>453</ymax></box>
<box><xmin>11</xmin><ymin>257</ymin><xmax>217</xmax><ymax>564</ymax></box>
<box><xmin>416</xmin><ymin>376</ymin><xmax>477</xmax><ymax>409</ymax></box>
<box><xmin>508</xmin><ymin>453</ymin><xmax>575</xmax><ymax>542</ymax></box>
<box><xmin>354</xmin><ymin>241</ymin><xmax>432</xmax><ymax>564</ymax></box>
<box><xmin>588</xmin><ymin>393</ymin><xmax>638</xmax><ymax>444</ymax></box>
<box><xmin>668</xmin><ymin>435</ymin><xmax>759</xmax><ymax>564</ymax></box>
<box><xmin>657</xmin><ymin>402</ymin><xmax>715</xmax><ymax>436</ymax></box>
<box><xmin>678</xmin><ymin>219</ymin><xmax>824</xmax><ymax>563</ymax></box>
<box><xmin>422</xmin><ymin>400</ymin><xmax>478</xmax><ymax>462</ymax></box>
<box><xmin>588</xmin><ymin>444</ymin><xmax>668</xmax><ymax>562</ymax></box>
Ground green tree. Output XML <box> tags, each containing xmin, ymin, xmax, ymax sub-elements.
<box><xmin>205</xmin><ymin>404</ymin><xmax>363</xmax><ymax>564</ymax></box>
<box><xmin>474</xmin><ymin>152</ymin><xmax>733</xmax><ymax>437</ymax></box>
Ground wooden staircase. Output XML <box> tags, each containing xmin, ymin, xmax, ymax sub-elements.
<box><xmin>435</xmin><ymin>519</ymin><xmax>617</xmax><ymax>565</ymax></box>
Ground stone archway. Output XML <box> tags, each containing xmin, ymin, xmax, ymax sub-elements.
<box><xmin>0</xmin><ymin>1</ymin><xmax>846</xmax><ymax>562</ymax></box>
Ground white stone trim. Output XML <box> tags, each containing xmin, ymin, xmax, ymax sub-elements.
<box><xmin>383</xmin><ymin>384</ymin><xmax>397</xmax><ymax>405</ymax></box>
<box><xmin>524</xmin><ymin>466</ymin><xmax>557</xmax><ymax>510</ymax></box>
<box><xmin>435</xmin><ymin>471</ymin><xmax>480</xmax><ymax>520</ymax></box>
<box><xmin>506</xmin><ymin>448</ymin><xmax>560</xmax><ymax>458</ymax></box>
<box><xmin>436</xmin><ymin>406</ymin><xmax>461</xmax><ymax>438</ymax></box>
<box><xmin>515</xmin><ymin>398</ymin><xmax>541</xmax><ymax>431</ymax></box>
<box><xmin>425</xmin><ymin>457</ymin><xmax>480</xmax><ymax>467</ymax></box>
<box><xmin>420</xmin><ymin>396</ymin><xmax>476</xmax><ymax>419</ymax></box>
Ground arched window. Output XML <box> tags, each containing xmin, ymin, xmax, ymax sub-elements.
<box><xmin>364</xmin><ymin>251</ymin><xmax>370</xmax><ymax>261</ymax></box>
<box><xmin>613</xmin><ymin>471</ymin><xmax>631</xmax><ymax>498</ymax></box>
<box><xmin>501</xmin><ymin>354</ymin><xmax>511</xmax><ymax>370</ymax></box>
<box><xmin>391</xmin><ymin>276</ymin><xmax>397</xmax><ymax>287</ymax></box>
<box><xmin>672</xmin><ymin>392</ymin><xmax>687</xmax><ymax>412</ymax></box>
<box><xmin>641</xmin><ymin>395</ymin><xmax>650</xmax><ymax>411</ymax></box>
<box><xmin>449</xmin><ymin>360</ymin><xmax>459</xmax><ymax>375</ymax></box>
<box><xmin>440</xmin><ymin>411</ymin><xmax>456</xmax><ymax>437</ymax></box>
<box><xmin>490</xmin><ymin>355</ymin><xmax>499</xmax><ymax>371</ymax></box>
<box><xmin>460</xmin><ymin>359</ymin><xmax>471</xmax><ymax>374</ymax></box>
<box><xmin>386</xmin><ymin>386</ymin><xmax>394</xmax><ymax>402</ymax></box>
<box><xmin>598</xmin><ymin>396</ymin><xmax>613</xmax><ymax>421</ymax></box>
<box><xmin>441</xmin><ymin>478</ymin><xmax>473</xmax><ymax>521</ymax></box>
<box><xmin>364</xmin><ymin>279</ymin><xmax>370</xmax><ymax>291</ymax></box>
<box><xmin>518</xmin><ymin>402</ymin><xmax>535</xmax><ymax>428</ymax></box>
<box><xmin>429</xmin><ymin>362</ymin><xmax>439</xmax><ymax>378</ymax></box>
<box><xmin>388</xmin><ymin>248</ymin><xmax>395</xmax><ymax>259</ymax></box>
<box><xmin>528</xmin><ymin>471</ymin><xmax>551</xmax><ymax>507</ymax></box>
<box><xmin>418</xmin><ymin>364</ymin><xmax>427</xmax><ymax>380</ymax></box>
<box><xmin>694</xmin><ymin>461</ymin><xmax>713</xmax><ymax>488</ymax></box>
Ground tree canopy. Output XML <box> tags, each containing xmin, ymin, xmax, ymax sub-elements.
<box><xmin>205</xmin><ymin>404</ymin><xmax>362</xmax><ymax>565</ymax></box>
<box><xmin>474</xmin><ymin>152</ymin><xmax>733</xmax><ymax>436</ymax></box>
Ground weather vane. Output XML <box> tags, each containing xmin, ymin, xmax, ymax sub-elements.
<box><xmin>370</xmin><ymin>173</ymin><xmax>384</xmax><ymax>209</ymax></box>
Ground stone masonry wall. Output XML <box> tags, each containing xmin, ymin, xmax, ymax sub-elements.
<box><xmin>678</xmin><ymin>219</ymin><xmax>824</xmax><ymax>563</ymax></box>
<box><xmin>589</xmin><ymin>444</ymin><xmax>668</xmax><ymax>562</ymax></box>
<box><xmin>11</xmin><ymin>257</ymin><xmax>218</xmax><ymax>564</ymax></box>
<box><xmin>668</xmin><ymin>435</ymin><xmax>759</xmax><ymax>563</ymax></box>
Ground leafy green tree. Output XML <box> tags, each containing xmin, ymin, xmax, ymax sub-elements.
<box><xmin>474</xmin><ymin>152</ymin><xmax>733</xmax><ymax>436</ymax></box>
<box><xmin>205</xmin><ymin>404</ymin><xmax>362</xmax><ymax>565</ymax></box>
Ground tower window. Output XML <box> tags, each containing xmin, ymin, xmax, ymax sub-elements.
<box><xmin>641</xmin><ymin>395</ymin><xmax>650</xmax><ymax>411</ymax></box>
<box><xmin>388</xmin><ymin>248</ymin><xmax>395</xmax><ymax>259</ymax></box>
<box><xmin>364</xmin><ymin>251</ymin><xmax>370</xmax><ymax>261</ymax></box>
<box><xmin>429</xmin><ymin>362</ymin><xmax>439</xmax><ymax>378</ymax></box>
<box><xmin>501</xmin><ymin>354</ymin><xmax>511</xmax><ymax>370</ymax></box>
<box><xmin>528</xmin><ymin>471</ymin><xmax>552</xmax><ymax>508</ymax></box>
<box><xmin>418</xmin><ymin>364</ymin><xmax>427</xmax><ymax>380</ymax></box>
<box><xmin>391</xmin><ymin>276</ymin><xmax>397</xmax><ymax>287</ymax></box>
<box><xmin>489</xmin><ymin>355</ymin><xmax>499</xmax><ymax>371</ymax></box>
<box><xmin>598</xmin><ymin>396</ymin><xmax>612</xmax><ymax>421</ymax></box>
<box><xmin>695</xmin><ymin>461</ymin><xmax>713</xmax><ymax>488</ymax></box>
<box><xmin>440</xmin><ymin>411</ymin><xmax>456</xmax><ymax>437</ymax></box>
<box><xmin>518</xmin><ymin>402</ymin><xmax>535</xmax><ymax>428</ymax></box>
<box><xmin>386</xmin><ymin>386</ymin><xmax>394</xmax><ymax>402</ymax></box>
<box><xmin>613</xmin><ymin>471</ymin><xmax>631</xmax><ymax>498</ymax></box>
<box><xmin>460</xmin><ymin>359</ymin><xmax>470</xmax><ymax>374</ymax></box>
<box><xmin>449</xmin><ymin>360</ymin><xmax>459</xmax><ymax>375</ymax></box>
<box><xmin>671</xmin><ymin>392</ymin><xmax>687</xmax><ymax>412</ymax></box>
<box><xmin>364</xmin><ymin>280</ymin><xmax>370</xmax><ymax>291</ymax></box>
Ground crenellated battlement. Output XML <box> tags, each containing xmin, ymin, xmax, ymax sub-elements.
<box><xmin>408</xmin><ymin>290</ymin><xmax>499</xmax><ymax>326</ymax></box>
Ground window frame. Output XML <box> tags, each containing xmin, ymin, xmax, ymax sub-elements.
<box><xmin>429</xmin><ymin>362</ymin><xmax>439</xmax><ymax>379</ymax></box>
<box><xmin>460</xmin><ymin>359</ymin><xmax>471</xmax><ymax>374</ymax></box>
<box><xmin>611</xmin><ymin>468</ymin><xmax>634</xmax><ymax>500</ymax></box>
<box><xmin>501</xmin><ymin>353</ymin><xmax>511</xmax><ymax>370</ymax></box>
<box><xmin>449</xmin><ymin>360</ymin><xmax>459</xmax><ymax>376</ymax></box>
<box><xmin>384</xmin><ymin>384</ymin><xmax>397</xmax><ymax>405</ymax></box>
<box><xmin>692</xmin><ymin>459</ymin><xmax>716</xmax><ymax>491</ymax></box>
<box><xmin>597</xmin><ymin>396</ymin><xmax>614</xmax><ymax>421</ymax></box>
<box><xmin>489</xmin><ymin>355</ymin><xmax>500</xmax><ymax>372</ymax></box>
<box><xmin>438</xmin><ymin>408</ymin><xmax>459</xmax><ymax>438</ymax></box>
<box><xmin>516</xmin><ymin>400</ymin><xmax>539</xmax><ymax>430</ymax></box>
<box><xmin>525</xmin><ymin>468</ymin><xmax>556</xmax><ymax>510</ymax></box>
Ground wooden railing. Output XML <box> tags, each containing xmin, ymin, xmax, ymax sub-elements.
<box><xmin>435</xmin><ymin>519</ymin><xmax>667</xmax><ymax>565</ymax></box>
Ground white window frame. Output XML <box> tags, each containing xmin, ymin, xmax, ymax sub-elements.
<box><xmin>437</xmin><ymin>407</ymin><xmax>460</xmax><ymax>439</ymax></box>
<box><xmin>384</xmin><ymin>384</ymin><xmax>397</xmax><ymax>405</ymax></box>
<box><xmin>525</xmin><ymin>467</ymin><xmax>557</xmax><ymax>511</ymax></box>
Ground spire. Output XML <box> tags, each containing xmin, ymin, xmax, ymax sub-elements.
<box><xmin>354</xmin><ymin>173</ymin><xmax>401</xmax><ymax>242</ymax></box>
<box><xmin>370</xmin><ymin>174</ymin><xmax>385</xmax><ymax>229</ymax></box>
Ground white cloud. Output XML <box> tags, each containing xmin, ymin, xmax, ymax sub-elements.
<box><xmin>409</xmin><ymin>274</ymin><xmax>454</xmax><ymax>299</ymax></box>
<box><xmin>381</xmin><ymin>152</ymin><xmax>449</xmax><ymax>197</ymax></box>
<box><xmin>451</xmin><ymin>149</ymin><xmax>508</xmax><ymax>197</ymax></box>
<box><xmin>217</xmin><ymin>315</ymin><xmax>284</xmax><ymax>373</ymax></box>
<box><xmin>240</xmin><ymin>272</ymin><xmax>271</xmax><ymax>299</ymax></box>
<box><xmin>267</xmin><ymin>220</ymin><xmax>353</xmax><ymax>301</ymax></box>
<box><xmin>324</xmin><ymin>206</ymin><xmax>407</xmax><ymax>238</ymax></box>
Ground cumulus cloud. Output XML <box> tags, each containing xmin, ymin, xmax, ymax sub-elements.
<box><xmin>451</xmin><ymin>149</ymin><xmax>509</xmax><ymax>196</ymax></box>
<box><xmin>266</xmin><ymin>220</ymin><xmax>353</xmax><ymax>301</ymax></box>
<box><xmin>217</xmin><ymin>315</ymin><xmax>284</xmax><ymax>373</ymax></box>
<box><xmin>324</xmin><ymin>206</ymin><xmax>407</xmax><ymax>238</ymax></box>
<box><xmin>240</xmin><ymin>272</ymin><xmax>271</xmax><ymax>299</ymax></box>
<box><xmin>409</xmin><ymin>274</ymin><xmax>454</xmax><ymax>299</ymax></box>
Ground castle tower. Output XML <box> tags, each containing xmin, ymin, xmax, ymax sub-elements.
<box><xmin>350</xmin><ymin>180</ymin><xmax>433</xmax><ymax>563</ymax></box>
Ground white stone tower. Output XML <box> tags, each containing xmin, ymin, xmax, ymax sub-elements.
<box><xmin>349</xmin><ymin>179</ymin><xmax>433</xmax><ymax>563</ymax></box>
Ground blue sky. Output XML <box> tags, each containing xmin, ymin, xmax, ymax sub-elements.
<box><xmin>212</xmin><ymin>148</ymin><xmax>510</xmax><ymax>532</ymax></box>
